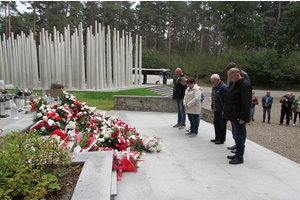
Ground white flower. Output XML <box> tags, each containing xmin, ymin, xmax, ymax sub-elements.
<box><xmin>101</xmin><ymin>125</ymin><xmax>107</xmax><ymax>131</ymax></box>
<box><xmin>52</xmin><ymin>109</ymin><xmax>56</xmax><ymax>112</ymax></box>
<box><xmin>68</xmin><ymin>130</ymin><xmax>75</xmax><ymax>137</ymax></box>
<box><xmin>41</xmin><ymin>127</ymin><xmax>46</xmax><ymax>131</ymax></box>
<box><xmin>48</xmin><ymin>119</ymin><xmax>55</xmax><ymax>126</ymax></box>
<box><xmin>66</xmin><ymin>95</ymin><xmax>69</xmax><ymax>99</ymax></box>
<box><xmin>39</xmin><ymin>106</ymin><xmax>44</xmax><ymax>111</ymax></box>
<box><xmin>46</xmin><ymin>105</ymin><xmax>51</xmax><ymax>108</ymax></box>
<box><xmin>37</xmin><ymin>113</ymin><xmax>42</xmax><ymax>118</ymax></box>
<box><xmin>46</xmin><ymin>108</ymin><xmax>51</xmax><ymax>112</ymax></box>
<box><xmin>104</xmin><ymin>133</ymin><xmax>110</xmax><ymax>139</ymax></box>
<box><xmin>42</xmin><ymin>110</ymin><xmax>46</xmax><ymax>113</ymax></box>
<box><xmin>95</xmin><ymin>116</ymin><xmax>102</xmax><ymax>121</ymax></box>
<box><xmin>93</xmin><ymin>130</ymin><xmax>97</xmax><ymax>133</ymax></box>
<box><xmin>83</xmin><ymin>111</ymin><xmax>87</xmax><ymax>115</ymax></box>
<box><xmin>66</xmin><ymin>121</ymin><xmax>76</xmax><ymax>129</ymax></box>
<box><xmin>42</xmin><ymin>116</ymin><xmax>48</xmax><ymax>120</ymax></box>
<box><xmin>71</xmin><ymin>104</ymin><xmax>74</xmax><ymax>107</ymax></box>
<box><xmin>56</xmin><ymin>122</ymin><xmax>60</xmax><ymax>126</ymax></box>
<box><xmin>51</xmin><ymin>135</ymin><xmax>60</xmax><ymax>142</ymax></box>
<box><xmin>70</xmin><ymin>95</ymin><xmax>76</xmax><ymax>101</ymax></box>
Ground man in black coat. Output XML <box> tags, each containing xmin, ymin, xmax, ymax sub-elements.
<box><xmin>226</xmin><ymin>62</ymin><xmax>251</xmax><ymax>151</ymax></box>
<box><xmin>223</xmin><ymin>67</ymin><xmax>252</xmax><ymax>164</ymax></box>
<box><xmin>279</xmin><ymin>92</ymin><xmax>293</xmax><ymax>126</ymax></box>
<box><xmin>172</xmin><ymin>68</ymin><xmax>188</xmax><ymax>129</ymax></box>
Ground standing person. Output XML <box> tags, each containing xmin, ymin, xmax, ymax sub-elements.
<box><xmin>226</xmin><ymin>62</ymin><xmax>251</xmax><ymax>87</ymax></box>
<box><xmin>290</xmin><ymin>92</ymin><xmax>295</xmax><ymax>120</ymax></box>
<box><xmin>226</xmin><ymin>62</ymin><xmax>251</xmax><ymax>152</ymax></box>
<box><xmin>183</xmin><ymin>77</ymin><xmax>202</xmax><ymax>138</ymax></box>
<box><xmin>249</xmin><ymin>91</ymin><xmax>258</xmax><ymax>125</ymax></box>
<box><xmin>292</xmin><ymin>95</ymin><xmax>300</xmax><ymax>126</ymax></box>
<box><xmin>210</xmin><ymin>74</ymin><xmax>228</xmax><ymax>144</ymax></box>
<box><xmin>223</xmin><ymin>67</ymin><xmax>252</xmax><ymax>165</ymax></box>
<box><xmin>261</xmin><ymin>91</ymin><xmax>273</xmax><ymax>124</ymax></box>
<box><xmin>199</xmin><ymin>87</ymin><xmax>205</xmax><ymax>105</ymax></box>
<box><xmin>279</xmin><ymin>92</ymin><xmax>293</xmax><ymax>126</ymax></box>
<box><xmin>172</xmin><ymin>68</ymin><xmax>188</xmax><ymax>129</ymax></box>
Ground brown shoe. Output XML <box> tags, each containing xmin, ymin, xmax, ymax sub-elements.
<box><xmin>227</xmin><ymin>145</ymin><xmax>236</xmax><ymax>150</ymax></box>
<box><xmin>231</xmin><ymin>149</ymin><xmax>237</xmax><ymax>153</ymax></box>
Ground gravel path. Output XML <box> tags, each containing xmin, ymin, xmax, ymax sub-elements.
<box><xmin>201</xmin><ymin>88</ymin><xmax>300</xmax><ymax>164</ymax></box>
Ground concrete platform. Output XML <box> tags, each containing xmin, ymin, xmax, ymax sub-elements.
<box><xmin>2</xmin><ymin>109</ymin><xmax>300</xmax><ymax>200</ymax></box>
<box><xmin>106</xmin><ymin>110</ymin><xmax>300</xmax><ymax>200</ymax></box>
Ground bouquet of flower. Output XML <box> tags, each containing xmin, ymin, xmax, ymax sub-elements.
<box><xmin>140</xmin><ymin>135</ymin><xmax>162</xmax><ymax>153</ymax></box>
<box><xmin>28</xmin><ymin>90</ymin><xmax>159</xmax><ymax>180</ymax></box>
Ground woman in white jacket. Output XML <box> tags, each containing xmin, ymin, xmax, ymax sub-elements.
<box><xmin>183</xmin><ymin>77</ymin><xmax>202</xmax><ymax>138</ymax></box>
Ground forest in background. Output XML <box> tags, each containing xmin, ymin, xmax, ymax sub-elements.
<box><xmin>1</xmin><ymin>1</ymin><xmax>300</xmax><ymax>88</ymax></box>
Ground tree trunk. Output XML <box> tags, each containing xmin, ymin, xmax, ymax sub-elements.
<box><xmin>273</xmin><ymin>1</ymin><xmax>281</xmax><ymax>48</ymax></box>
<box><xmin>33</xmin><ymin>2</ymin><xmax>36</xmax><ymax>40</ymax></box>
<box><xmin>184</xmin><ymin>23</ymin><xmax>191</xmax><ymax>56</ymax></box>
<box><xmin>5</xmin><ymin>3</ymin><xmax>7</xmax><ymax>39</ymax></box>
<box><xmin>218</xmin><ymin>34</ymin><xmax>225</xmax><ymax>60</ymax></box>
<box><xmin>64</xmin><ymin>2</ymin><xmax>69</xmax><ymax>27</ymax></box>
<box><xmin>168</xmin><ymin>20</ymin><xmax>171</xmax><ymax>68</ymax></box>
<box><xmin>8</xmin><ymin>1</ymin><xmax>11</xmax><ymax>37</ymax></box>
<box><xmin>196</xmin><ymin>26</ymin><xmax>204</xmax><ymax>80</ymax></box>
<box><xmin>46</xmin><ymin>1</ymin><xmax>49</xmax><ymax>30</ymax></box>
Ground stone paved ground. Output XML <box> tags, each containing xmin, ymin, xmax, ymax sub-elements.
<box><xmin>202</xmin><ymin>90</ymin><xmax>300</xmax><ymax>164</ymax></box>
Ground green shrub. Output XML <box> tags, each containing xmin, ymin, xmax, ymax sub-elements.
<box><xmin>0</xmin><ymin>132</ymin><xmax>71</xmax><ymax>199</ymax></box>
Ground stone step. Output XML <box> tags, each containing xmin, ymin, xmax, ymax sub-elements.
<box><xmin>111</xmin><ymin>170</ymin><xmax>117</xmax><ymax>196</ymax></box>
<box><xmin>71</xmin><ymin>151</ymin><xmax>114</xmax><ymax>200</ymax></box>
<box><xmin>146</xmin><ymin>85</ymin><xmax>173</xmax><ymax>97</ymax></box>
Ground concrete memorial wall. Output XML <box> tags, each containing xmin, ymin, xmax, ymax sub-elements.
<box><xmin>0</xmin><ymin>21</ymin><xmax>142</xmax><ymax>90</ymax></box>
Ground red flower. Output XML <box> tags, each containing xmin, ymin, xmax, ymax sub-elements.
<box><xmin>111</xmin><ymin>133</ymin><xmax>115</xmax><ymax>137</ymax></box>
<box><xmin>54</xmin><ymin>116</ymin><xmax>61</xmax><ymax>121</ymax></box>
<box><xmin>88</xmin><ymin>133</ymin><xmax>94</xmax><ymax>137</ymax></box>
<box><xmin>45</xmin><ymin>124</ymin><xmax>50</xmax><ymax>129</ymax></box>
<box><xmin>37</xmin><ymin>123</ymin><xmax>43</xmax><ymax>129</ymax></box>
<box><xmin>53</xmin><ymin>125</ymin><xmax>57</xmax><ymax>130</ymax></box>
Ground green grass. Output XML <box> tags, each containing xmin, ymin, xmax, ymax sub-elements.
<box><xmin>69</xmin><ymin>88</ymin><xmax>162</xmax><ymax>110</ymax></box>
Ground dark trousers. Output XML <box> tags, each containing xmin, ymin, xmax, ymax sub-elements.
<box><xmin>280</xmin><ymin>108</ymin><xmax>290</xmax><ymax>125</ymax></box>
<box><xmin>175</xmin><ymin>99</ymin><xmax>186</xmax><ymax>126</ymax></box>
<box><xmin>213</xmin><ymin>112</ymin><xmax>227</xmax><ymax>142</ymax></box>
<box><xmin>231</xmin><ymin>121</ymin><xmax>247</xmax><ymax>161</ymax></box>
<box><xmin>293</xmin><ymin>112</ymin><xmax>300</xmax><ymax>124</ymax></box>
<box><xmin>262</xmin><ymin>107</ymin><xmax>271</xmax><ymax>123</ymax></box>
<box><xmin>187</xmin><ymin>113</ymin><xmax>200</xmax><ymax>134</ymax></box>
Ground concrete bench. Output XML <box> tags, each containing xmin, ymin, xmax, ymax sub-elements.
<box><xmin>71</xmin><ymin>151</ymin><xmax>116</xmax><ymax>200</ymax></box>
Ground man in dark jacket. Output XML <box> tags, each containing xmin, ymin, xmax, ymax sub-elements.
<box><xmin>223</xmin><ymin>67</ymin><xmax>252</xmax><ymax>165</ymax></box>
<box><xmin>225</xmin><ymin>62</ymin><xmax>251</xmax><ymax>152</ymax></box>
<box><xmin>261</xmin><ymin>91</ymin><xmax>273</xmax><ymax>124</ymax></box>
<box><xmin>210</xmin><ymin>74</ymin><xmax>228</xmax><ymax>144</ymax></box>
<box><xmin>279</xmin><ymin>92</ymin><xmax>293</xmax><ymax>126</ymax></box>
<box><xmin>172</xmin><ymin>68</ymin><xmax>188</xmax><ymax>129</ymax></box>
